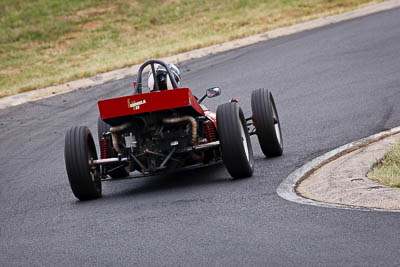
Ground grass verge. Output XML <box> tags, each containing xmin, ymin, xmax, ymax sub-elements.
<box><xmin>368</xmin><ymin>138</ymin><xmax>400</xmax><ymax>188</ymax></box>
<box><xmin>0</xmin><ymin>0</ymin><xmax>383</xmax><ymax>98</ymax></box>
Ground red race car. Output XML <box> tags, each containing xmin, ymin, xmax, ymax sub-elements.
<box><xmin>64</xmin><ymin>59</ymin><xmax>283</xmax><ymax>200</ymax></box>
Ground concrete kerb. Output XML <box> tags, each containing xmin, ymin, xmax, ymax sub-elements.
<box><xmin>1</xmin><ymin>0</ymin><xmax>400</xmax><ymax>110</ymax></box>
<box><xmin>276</xmin><ymin>126</ymin><xmax>400</xmax><ymax>212</ymax></box>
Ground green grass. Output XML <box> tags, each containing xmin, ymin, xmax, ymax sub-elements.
<box><xmin>368</xmin><ymin>139</ymin><xmax>400</xmax><ymax>188</ymax></box>
<box><xmin>0</xmin><ymin>0</ymin><xmax>383</xmax><ymax>98</ymax></box>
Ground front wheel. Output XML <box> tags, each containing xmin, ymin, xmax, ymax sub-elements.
<box><xmin>251</xmin><ymin>88</ymin><xmax>283</xmax><ymax>157</ymax></box>
<box><xmin>217</xmin><ymin>102</ymin><xmax>254</xmax><ymax>179</ymax></box>
<box><xmin>64</xmin><ymin>126</ymin><xmax>102</xmax><ymax>200</ymax></box>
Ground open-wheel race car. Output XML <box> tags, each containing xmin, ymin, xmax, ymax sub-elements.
<box><xmin>64</xmin><ymin>59</ymin><xmax>283</xmax><ymax>200</ymax></box>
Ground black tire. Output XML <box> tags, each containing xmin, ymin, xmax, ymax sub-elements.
<box><xmin>97</xmin><ymin>117</ymin><xmax>129</xmax><ymax>178</ymax></box>
<box><xmin>64</xmin><ymin>126</ymin><xmax>102</xmax><ymax>200</ymax></box>
<box><xmin>217</xmin><ymin>102</ymin><xmax>254</xmax><ymax>178</ymax></box>
<box><xmin>251</xmin><ymin>88</ymin><xmax>283</xmax><ymax>157</ymax></box>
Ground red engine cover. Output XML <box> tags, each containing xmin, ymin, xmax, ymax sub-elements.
<box><xmin>98</xmin><ymin>88</ymin><xmax>204</xmax><ymax>119</ymax></box>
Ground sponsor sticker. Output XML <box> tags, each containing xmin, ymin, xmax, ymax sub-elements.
<box><xmin>127</xmin><ymin>99</ymin><xmax>146</xmax><ymax>110</ymax></box>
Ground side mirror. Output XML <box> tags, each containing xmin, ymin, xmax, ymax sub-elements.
<box><xmin>206</xmin><ymin>87</ymin><xmax>221</xmax><ymax>98</ymax></box>
<box><xmin>199</xmin><ymin>87</ymin><xmax>221</xmax><ymax>103</ymax></box>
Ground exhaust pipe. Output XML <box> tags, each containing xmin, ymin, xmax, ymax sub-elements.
<box><xmin>110</xmin><ymin>122</ymin><xmax>132</xmax><ymax>154</ymax></box>
<box><xmin>163</xmin><ymin>116</ymin><xmax>198</xmax><ymax>145</ymax></box>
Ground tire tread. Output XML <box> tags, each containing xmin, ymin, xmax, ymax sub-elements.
<box><xmin>217</xmin><ymin>102</ymin><xmax>254</xmax><ymax>178</ymax></box>
<box><xmin>64</xmin><ymin>126</ymin><xmax>102</xmax><ymax>200</ymax></box>
<box><xmin>251</xmin><ymin>88</ymin><xmax>283</xmax><ymax>157</ymax></box>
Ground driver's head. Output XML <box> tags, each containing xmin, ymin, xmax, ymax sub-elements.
<box><xmin>148</xmin><ymin>63</ymin><xmax>181</xmax><ymax>91</ymax></box>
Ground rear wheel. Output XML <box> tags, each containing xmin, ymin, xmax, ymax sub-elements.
<box><xmin>64</xmin><ymin>126</ymin><xmax>102</xmax><ymax>200</ymax></box>
<box><xmin>251</xmin><ymin>88</ymin><xmax>283</xmax><ymax>157</ymax></box>
<box><xmin>217</xmin><ymin>102</ymin><xmax>254</xmax><ymax>178</ymax></box>
<box><xmin>97</xmin><ymin>117</ymin><xmax>129</xmax><ymax>178</ymax></box>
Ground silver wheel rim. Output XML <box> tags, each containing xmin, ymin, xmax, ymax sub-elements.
<box><xmin>88</xmin><ymin>152</ymin><xmax>99</xmax><ymax>183</ymax></box>
<box><xmin>272</xmin><ymin>103</ymin><xmax>282</xmax><ymax>146</ymax></box>
<box><xmin>88</xmin><ymin>158</ymin><xmax>97</xmax><ymax>182</ymax></box>
<box><xmin>239</xmin><ymin>120</ymin><xmax>250</xmax><ymax>162</ymax></box>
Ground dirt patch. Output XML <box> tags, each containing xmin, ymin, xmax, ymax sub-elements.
<box><xmin>76</xmin><ymin>6</ymin><xmax>114</xmax><ymax>17</ymax></box>
<box><xmin>0</xmin><ymin>67</ymin><xmax>21</xmax><ymax>75</ymax></box>
<box><xmin>82</xmin><ymin>21</ymin><xmax>104</xmax><ymax>31</ymax></box>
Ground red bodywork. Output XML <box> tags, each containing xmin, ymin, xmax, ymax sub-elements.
<box><xmin>98</xmin><ymin>88</ymin><xmax>205</xmax><ymax>120</ymax></box>
<box><xmin>204</xmin><ymin>110</ymin><xmax>217</xmax><ymax>128</ymax></box>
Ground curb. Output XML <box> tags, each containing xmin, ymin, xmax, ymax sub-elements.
<box><xmin>1</xmin><ymin>0</ymin><xmax>400</xmax><ymax>110</ymax></box>
<box><xmin>276</xmin><ymin>126</ymin><xmax>400</xmax><ymax>212</ymax></box>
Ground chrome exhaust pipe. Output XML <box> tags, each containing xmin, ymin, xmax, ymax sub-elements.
<box><xmin>163</xmin><ymin>116</ymin><xmax>198</xmax><ymax>145</ymax></box>
<box><xmin>110</xmin><ymin>122</ymin><xmax>132</xmax><ymax>154</ymax></box>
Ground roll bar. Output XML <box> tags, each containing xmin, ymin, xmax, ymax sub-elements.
<box><xmin>134</xmin><ymin>59</ymin><xmax>179</xmax><ymax>94</ymax></box>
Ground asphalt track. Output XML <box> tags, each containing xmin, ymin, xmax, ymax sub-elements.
<box><xmin>1</xmin><ymin>7</ymin><xmax>400</xmax><ymax>266</ymax></box>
